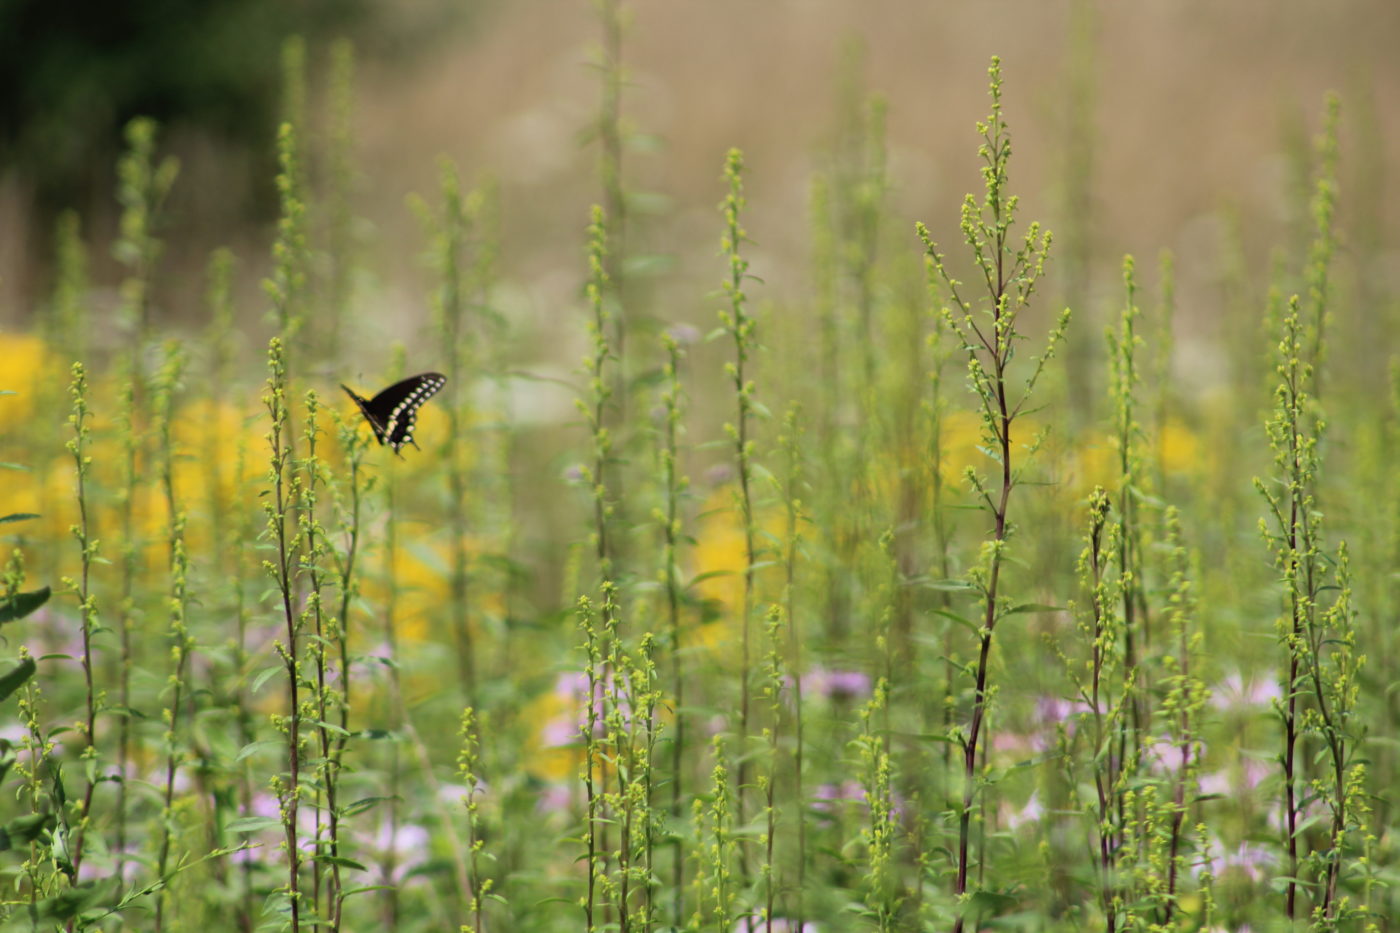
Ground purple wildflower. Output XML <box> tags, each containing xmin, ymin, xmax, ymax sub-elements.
<box><xmin>806</xmin><ymin>666</ymin><xmax>871</xmax><ymax>702</ymax></box>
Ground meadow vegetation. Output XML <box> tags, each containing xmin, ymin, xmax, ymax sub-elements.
<box><xmin>0</xmin><ymin>13</ymin><xmax>1396</xmax><ymax>933</ymax></box>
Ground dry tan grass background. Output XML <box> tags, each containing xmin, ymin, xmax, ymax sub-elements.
<box><xmin>2</xmin><ymin>0</ymin><xmax>1397</xmax><ymax>388</ymax></box>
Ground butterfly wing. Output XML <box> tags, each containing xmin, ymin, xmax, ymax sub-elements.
<box><xmin>363</xmin><ymin>372</ymin><xmax>447</xmax><ymax>454</ymax></box>
<box><xmin>341</xmin><ymin>384</ymin><xmax>391</xmax><ymax>445</ymax></box>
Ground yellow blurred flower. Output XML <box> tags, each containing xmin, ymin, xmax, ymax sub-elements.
<box><xmin>935</xmin><ymin>409</ymin><xmax>988</xmax><ymax>484</ymax></box>
<box><xmin>1066</xmin><ymin>432</ymin><xmax>1118</xmax><ymax>496</ymax></box>
<box><xmin>359</xmin><ymin>537</ymin><xmax>501</xmax><ymax>647</ymax></box>
<box><xmin>1157</xmin><ymin>416</ymin><xmax>1206</xmax><ymax>479</ymax></box>
<box><xmin>692</xmin><ymin>489</ymin><xmax>749</xmax><ymax>611</ymax></box>
<box><xmin>934</xmin><ymin>409</ymin><xmax>1045</xmax><ymax>486</ymax></box>
<box><xmin>0</xmin><ymin>332</ymin><xmax>53</xmax><ymax>422</ymax></box>
<box><xmin>687</xmin><ymin>485</ymin><xmax>793</xmax><ymax>661</ymax></box>
<box><xmin>520</xmin><ymin>672</ymin><xmax>667</xmax><ymax>784</ymax></box>
<box><xmin>521</xmin><ymin>678</ymin><xmax>585</xmax><ymax>782</ymax></box>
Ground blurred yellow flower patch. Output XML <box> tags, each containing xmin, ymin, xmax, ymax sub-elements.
<box><xmin>521</xmin><ymin>685</ymin><xmax>581</xmax><ymax>782</ymax></box>
<box><xmin>0</xmin><ymin>332</ymin><xmax>54</xmax><ymax>422</ymax></box>
<box><xmin>359</xmin><ymin>536</ymin><xmax>501</xmax><ymax>647</ymax></box>
<box><xmin>1156</xmin><ymin>416</ymin><xmax>1206</xmax><ymax>479</ymax></box>
<box><xmin>686</xmin><ymin>485</ymin><xmax>790</xmax><ymax>660</ymax></box>
<box><xmin>934</xmin><ymin>409</ymin><xmax>1046</xmax><ymax>486</ymax></box>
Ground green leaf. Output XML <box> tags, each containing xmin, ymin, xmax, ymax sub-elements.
<box><xmin>225</xmin><ymin>816</ymin><xmax>282</xmax><ymax>834</ymax></box>
<box><xmin>910</xmin><ymin>732</ymin><xmax>961</xmax><ymax>746</ymax></box>
<box><xmin>1002</xmin><ymin>602</ymin><xmax>1063</xmax><ymax>617</ymax></box>
<box><xmin>340</xmin><ymin>795</ymin><xmax>396</xmax><ymax>819</ymax></box>
<box><xmin>310</xmin><ymin>719</ymin><xmax>350</xmax><ymax>737</ymax></box>
<box><xmin>930</xmin><ymin>608</ymin><xmax>980</xmax><ymax>635</ymax></box>
<box><xmin>0</xmin><ymin>512</ymin><xmax>41</xmax><ymax>524</ymax></box>
<box><xmin>23</xmin><ymin>879</ymin><xmax>116</xmax><ymax>923</ymax></box>
<box><xmin>250</xmin><ymin>664</ymin><xmax>282</xmax><ymax>694</ymax></box>
<box><xmin>0</xmin><ymin>657</ymin><xmax>37</xmax><ymax>703</ymax></box>
<box><xmin>965</xmin><ymin>889</ymin><xmax>1018</xmax><ymax>913</ymax></box>
<box><xmin>0</xmin><ymin>587</ymin><xmax>52</xmax><ymax>624</ymax></box>
<box><xmin>688</xmin><ymin>568</ymin><xmax>734</xmax><ymax>585</ymax></box>
<box><xmin>233</xmin><ymin>740</ymin><xmax>279</xmax><ymax>765</ymax></box>
<box><xmin>314</xmin><ymin>854</ymin><xmax>368</xmax><ymax>871</ymax></box>
<box><xmin>922</xmin><ymin>578</ymin><xmax>977</xmax><ymax>593</ymax></box>
<box><xmin>0</xmin><ymin>812</ymin><xmax>55</xmax><ymax>850</ymax></box>
<box><xmin>355</xmin><ymin>728</ymin><xmax>395</xmax><ymax>741</ymax></box>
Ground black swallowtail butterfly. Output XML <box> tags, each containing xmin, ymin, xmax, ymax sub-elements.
<box><xmin>341</xmin><ymin>372</ymin><xmax>447</xmax><ymax>455</ymax></box>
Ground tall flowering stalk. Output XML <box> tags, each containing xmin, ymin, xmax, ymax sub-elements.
<box><xmin>152</xmin><ymin>511</ymin><xmax>190</xmax><ymax>933</ymax></box>
<box><xmin>1156</xmin><ymin>508</ymin><xmax>1208</xmax><ymax>926</ymax></box>
<box><xmin>426</xmin><ymin>159</ymin><xmax>479</xmax><ymax>697</ymax></box>
<box><xmin>1150</xmin><ymin>250</ymin><xmax>1176</xmax><ymax>491</ymax></box>
<box><xmin>594</xmin><ymin>0</ymin><xmax>629</xmax><ymax>362</ymax></box>
<box><xmin>1256</xmin><ymin>294</ymin><xmax>1369</xmax><ymax>927</ymax></box>
<box><xmin>760</xmin><ymin>605</ymin><xmax>784</xmax><ymax>932</ymax></box>
<box><xmin>330</xmin><ymin>405</ymin><xmax>370</xmax><ymax>794</ymax></box>
<box><xmin>692</xmin><ymin>737</ymin><xmax>737</xmax><ymax>932</ymax></box>
<box><xmin>718</xmin><ymin>147</ymin><xmax>760</xmax><ymax>854</ymax></box>
<box><xmin>47</xmin><ymin>211</ymin><xmax>89</xmax><ymax>366</ymax></box>
<box><xmin>263</xmin><ymin>337</ymin><xmax>305</xmax><ymax>931</ymax></box>
<box><xmin>577</xmin><ymin>204</ymin><xmax>618</xmax><ymax>930</ymax></box>
<box><xmin>114</xmin><ymin>117</ymin><xmax>179</xmax><ymax>368</ymax></box>
<box><xmin>267</xmin><ymin>120</ymin><xmax>309</xmax><ymax>355</ymax></box>
<box><xmin>916</xmin><ymin>58</ymin><xmax>1067</xmax><ymax>930</ymax></box>
<box><xmin>204</xmin><ymin>248</ymin><xmax>237</xmax><ymax>547</ymax></box>
<box><xmin>610</xmin><ymin>634</ymin><xmax>660</xmax><ymax>932</ymax></box>
<box><xmin>1055</xmin><ymin>488</ymin><xmax>1129</xmax><ymax>931</ymax></box>
<box><xmin>858</xmin><ymin>677</ymin><xmax>898</xmax><ymax>932</ymax></box>
<box><xmin>459</xmin><ymin>707</ymin><xmax>493</xmax><ymax>933</ymax></box>
<box><xmin>325</xmin><ymin>37</ymin><xmax>357</xmax><ymax>365</ymax></box>
<box><xmin>1302</xmin><ymin>94</ymin><xmax>1339</xmax><ymax>401</ymax></box>
<box><xmin>111</xmin><ymin>117</ymin><xmax>177</xmax><ymax>870</ymax></box>
<box><xmin>776</xmin><ymin>403</ymin><xmax>808</xmax><ymax>929</ymax></box>
<box><xmin>1108</xmin><ymin>256</ymin><xmax>1149</xmax><ymax>733</ymax></box>
<box><xmin>62</xmin><ymin>364</ymin><xmax>101</xmax><ymax>881</ymax></box>
<box><xmin>296</xmin><ymin>391</ymin><xmax>342</xmax><ymax>928</ymax></box>
<box><xmin>657</xmin><ymin>328</ymin><xmax>690</xmax><ymax>926</ymax></box>
<box><xmin>153</xmin><ymin>340</ymin><xmax>191</xmax><ymax>932</ymax></box>
<box><xmin>577</xmin><ymin>594</ymin><xmax>605</xmax><ymax>932</ymax></box>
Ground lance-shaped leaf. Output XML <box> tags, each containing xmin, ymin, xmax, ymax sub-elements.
<box><xmin>0</xmin><ymin>587</ymin><xmax>51</xmax><ymax>624</ymax></box>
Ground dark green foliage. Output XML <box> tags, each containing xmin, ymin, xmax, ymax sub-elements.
<box><xmin>0</xmin><ymin>586</ymin><xmax>50</xmax><ymax>625</ymax></box>
<box><xmin>0</xmin><ymin>0</ymin><xmax>368</xmax><ymax>211</ymax></box>
<box><xmin>0</xmin><ymin>812</ymin><xmax>55</xmax><ymax>851</ymax></box>
<box><xmin>0</xmin><ymin>656</ymin><xmax>37</xmax><ymax>703</ymax></box>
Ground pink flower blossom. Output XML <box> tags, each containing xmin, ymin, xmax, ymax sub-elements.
<box><xmin>1144</xmin><ymin>736</ymin><xmax>1204</xmax><ymax>775</ymax></box>
<box><xmin>353</xmin><ymin>819</ymin><xmax>433</xmax><ymax>886</ymax></box>
<box><xmin>667</xmin><ymin>323</ymin><xmax>702</xmax><ymax>347</ymax></box>
<box><xmin>812</xmin><ymin>781</ymin><xmax>865</xmax><ymax>811</ymax></box>
<box><xmin>1199</xmin><ymin>759</ymin><xmax>1269</xmax><ymax>796</ymax></box>
<box><xmin>536</xmin><ymin>783</ymin><xmax>574</xmax><ymax>815</ymax></box>
<box><xmin>1211</xmin><ymin>671</ymin><xmax>1279</xmax><ymax>710</ymax></box>
<box><xmin>1001</xmin><ymin>792</ymin><xmax>1044</xmax><ymax>831</ymax></box>
<box><xmin>1195</xmin><ymin>841</ymin><xmax>1276</xmax><ymax>883</ymax></box>
<box><xmin>810</xmin><ymin>781</ymin><xmax>905</xmax><ymax>824</ymax></box>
